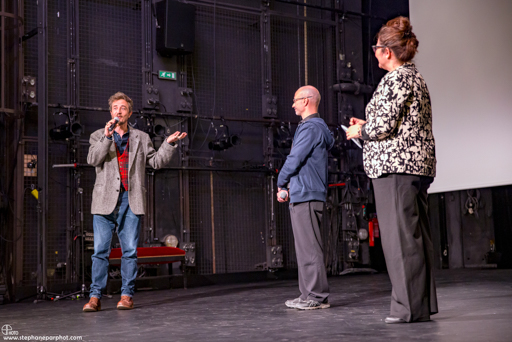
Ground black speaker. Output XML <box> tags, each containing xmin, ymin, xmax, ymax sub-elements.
<box><xmin>156</xmin><ymin>0</ymin><xmax>195</xmax><ymax>56</ymax></box>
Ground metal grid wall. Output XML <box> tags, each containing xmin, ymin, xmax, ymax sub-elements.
<box><xmin>23</xmin><ymin>0</ymin><xmax>37</xmax><ymax>81</ymax></box>
<box><xmin>270</xmin><ymin>16</ymin><xmax>336</xmax><ymax>122</ymax></box>
<box><xmin>211</xmin><ymin>171</ymin><xmax>267</xmax><ymax>273</ymax></box>
<box><xmin>22</xmin><ymin>0</ymin><xmax>86</xmax><ymax>284</ymax></box>
<box><xmin>46</xmin><ymin>142</ymin><xmax>69</xmax><ymax>285</ymax></box>
<box><xmin>78</xmin><ymin>0</ymin><xmax>142</xmax><ymax>109</ymax></box>
<box><xmin>22</xmin><ymin>141</ymin><xmax>38</xmax><ymax>284</ymax></box>
<box><xmin>79</xmin><ymin>142</ymin><xmax>95</xmax><ymax>237</ymax></box>
<box><xmin>152</xmin><ymin>170</ymin><xmax>182</xmax><ymax>243</ymax></box>
<box><xmin>18</xmin><ymin>0</ymin><xmax>342</xmax><ymax>281</ymax></box>
<box><xmin>275</xmin><ymin>201</ymin><xmax>297</xmax><ymax>268</ymax></box>
<box><xmin>188</xmin><ymin>170</ymin><xmax>213</xmax><ymax>274</ymax></box>
<box><xmin>4</xmin><ymin>14</ymin><xmax>18</xmax><ymax>109</ymax></box>
<box><xmin>190</xmin><ymin>5</ymin><xmax>262</xmax><ymax>120</ymax></box>
<box><xmin>188</xmin><ymin>162</ymin><xmax>267</xmax><ymax>275</ymax></box>
<box><xmin>186</xmin><ymin>1</ymin><xmax>339</xmax><ymax>274</ymax></box>
<box><xmin>270</xmin><ymin>15</ymin><xmax>304</xmax><ymax>121</ymax></box>
<box><xmin>303</xmin><ymin>21</ymin><xmax>336</xmax><ymax>123</ymax></box>
<box><xmin>79</xmin><ymin>141</ymin><xmax>101</xmax><ymax>281</ymax></box>
<box><xmin>186</xmin><ymin>3</ymin><xmax>268</xmax><ymax>275</ymax></box>
<box><xmin>47</xmin><ymin>1</ymin><xmax>68</xmax><ymax>105</ymax></box>
<box><xmin>21</xmin><ymin>140</ymin><xmax>70</xmax><ymax>285</ymax></box>
<box><xmin>270</xmin><ymin>6</ymin><xmax>337</xmax><ymax>268</ymax></box>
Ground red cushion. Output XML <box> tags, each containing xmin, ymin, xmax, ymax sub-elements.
<box><xmin>109</xmin><ymin>246</ymin><xmax>186</xmax><ymax>265</ymax></box>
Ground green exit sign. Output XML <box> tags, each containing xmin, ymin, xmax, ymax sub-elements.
<box><xmin>158</xmin><ymin>70</ymin><xmax>177</xmax><ymax>80</ymax></box>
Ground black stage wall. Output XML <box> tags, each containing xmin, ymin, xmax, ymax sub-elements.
<box><xmin>1</xmin><ymin>0</ymin><xmax>511</xmax><ymax>303</ymax></box>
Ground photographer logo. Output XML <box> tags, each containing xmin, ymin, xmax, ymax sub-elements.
<box><xmin>1</xmin><ymin>324</ymin><xmax>19</xmax><ymax>336</ymax></box>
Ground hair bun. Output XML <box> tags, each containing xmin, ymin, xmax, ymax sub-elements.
<box><xmin>378</xmin><ymin>16</ymin><xmax>418</xmax><ymax>63</ymax></box>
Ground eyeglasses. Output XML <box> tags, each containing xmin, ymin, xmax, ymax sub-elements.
<box><xmin>292</xmin><ymin>96</ymin><xmax>312</xmax><ymax>103</ymax></box>
<box><xmin>372</xmin><ymin>45</ymin><xmax>387</xmax><ymax>53</ymax></box>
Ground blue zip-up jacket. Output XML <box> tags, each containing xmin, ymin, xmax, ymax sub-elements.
<box><xmin>277</xmin><ymin>114</ymin><xmax>334</xmax><ymax>203</ymax></box>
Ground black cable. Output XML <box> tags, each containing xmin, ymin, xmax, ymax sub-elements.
<box><xmin>465</xmin><ymin>189</ymin><xmax>480</xmax><ymax>218</ymax></box>
<box><xmin>197</xmin><ymin>120</ymin><xmax>214</xmax><ymax>151</ymax></box>
<box><xmin>189</xmin><ymin>55</ymin><xmax>201</xmax><ymax>145</ymax></box>
<box><xmin>163</xmin><ymin>117</ymin><xmax>187</xmax><ymax>130</ymax></box>
<box><xmin>49</xmin><ymin>174</ymin><xmax>71</xmax><ymax>189</ymax></box>
<box><xmin>238</xmin><ymin>122</ymin><xmax>245</xmax><ymax>137</ymax></box>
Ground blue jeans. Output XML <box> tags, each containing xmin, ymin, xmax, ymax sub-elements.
<box><xmin>89</xmin><ymin>191</ymin><xmax>140</xmax><ymax>299</ymax></box>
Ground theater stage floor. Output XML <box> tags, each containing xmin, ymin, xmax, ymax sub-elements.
<box><xmin>1</xmin><ymin>269</ymin><xmax>511</xmax><ymax>342</ymax></box>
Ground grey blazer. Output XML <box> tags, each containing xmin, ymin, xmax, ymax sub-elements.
<box><xmin>87</xmin><ymin>127</ymin><xmax>176</xmax><ymax>215</ymax></box>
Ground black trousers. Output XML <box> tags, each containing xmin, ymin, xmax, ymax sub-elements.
<box><xmin>289</xmin><ymin>201</ymin><xmax>329</xmax><ymax>302</ymax></box>
<box><xmin>372</xmin><ymin>174</ymin><xmax>438</xmax><ymax>322</ymax></box>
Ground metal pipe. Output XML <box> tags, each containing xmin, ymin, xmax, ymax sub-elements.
<box><xmin>37</xmin><ymin>0</ymin><xmax>49</xmax><ymax>298</ymax></box>
<box><xmin>53</xmin><ymin>163</ymin><xmax>274</xmax><ymax>173</ymax></box>
<box><xmin>303</xmin><ymin>2</ymin><xmax>308</xmax><ymax>85</ymax></box>
<box><xmin>47</xmin><ymin>103</ymin><xmax>285</xmax><ymax>124</ymax></box>
<box><xmin>186</xmin><ymin>0</ymin><xmax>260</xmax><ymax>14</ymax></box>
<box><xmin>268</xmin><ymin>9</ymin><xmax>335</xmax><ymax>25</ymax></box>
<box><xmin>274</xmin><ymin>0</ymin><xmax>387</xmax><ymax>20</ymax></box>
<box><xmin>210</xmin><ymin>171</ymin><xmax>216</xmax><ymax>274</ymax></box>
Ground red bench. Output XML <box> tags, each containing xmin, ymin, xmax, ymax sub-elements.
<box><xmin>108</xmin><ymin>246</ymin><xmax>187</xmax><ymax>289</ymax></box>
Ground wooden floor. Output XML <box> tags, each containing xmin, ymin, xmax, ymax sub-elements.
<box><xmin>1</xmin><ymin>269</ymin><xmax>512</xmax><ymax>342</ymax></box>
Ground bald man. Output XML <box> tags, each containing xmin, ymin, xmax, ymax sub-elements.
<box><xmin>277</xmin><ymin>86</ymin><xmax>334</xmax><ymax>310</ymax></box>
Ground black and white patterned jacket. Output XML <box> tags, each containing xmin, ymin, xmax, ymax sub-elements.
<box><xmin>361</xmin><ymin>62</ymin><xmax>436</xmax><ymax>179</ymax></box>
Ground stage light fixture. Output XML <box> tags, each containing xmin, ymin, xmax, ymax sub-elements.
<box><xmin>27</xmin><ymin>158</ymin><xmax>37</xmax><ymax>169</ymax></box>
<box><xmin>154</xmin><ymin>124</ymin><xmax>167</xmax><ymax>137</ymax></box>
<box><xmin>133</xmin><ymin>116</ymin><xmax>171</xmax><ymax>140</ymax></box>
<box><xmin>49</xmin><ymin>124</ymin><xmax>72</xmax><ymax>140</ymax></box>
<box><xmin>208</xmin><ymin>124</ymin><xmax>241</xmax><ymax>151</ymax></box>
<box><xmin>70</xmin><ymin>122</ymin><xmax>84</xmax><ymax>136</ymax></box>
<box><xmin>49</xmin><ymin>112</ymin><xmax>83</xmax><ymax>140</ymax></box>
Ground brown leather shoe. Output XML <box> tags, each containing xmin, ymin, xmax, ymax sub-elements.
<box><xmin>83</xmin><ymin>297</ymin><xmax>101</xmax><ymax>312</ymax></box>
<box><xmin>117</xmin><ymin>295</ymin><xmax>134</xmax><ymax>310</ymax></box>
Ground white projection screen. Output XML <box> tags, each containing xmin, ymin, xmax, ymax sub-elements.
<box><xmin>409</xmin><ymin>0</ymin><xmax>512</xmax><ymax>193</ymax></box>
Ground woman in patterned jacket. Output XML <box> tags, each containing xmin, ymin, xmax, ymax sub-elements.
<box><xmin>346</xmin><ymin>16</ymin><xmax>438</xmax><ymax>324</ymax></box>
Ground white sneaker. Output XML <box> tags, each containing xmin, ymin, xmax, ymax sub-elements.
<box><xmin>285</xmin><ymin>297</ymin><xmax>308</xmax><ymax>308</ymax></box>
<box><xmin>295</xmin><ymin>299</ymin><xmax>330</xmax><ymax>310</ymax></box>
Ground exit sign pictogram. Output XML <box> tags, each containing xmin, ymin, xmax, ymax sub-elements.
<box><xmin>158</xmin><ymin>71</ymin><xmax>177</xmax><ymax>80</ymax></box>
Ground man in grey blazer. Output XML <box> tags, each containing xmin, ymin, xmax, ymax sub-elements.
<box><xmin>83</xmin><ymin>92</ymin><xmax>186</xmax><ymax>312</ymax></box>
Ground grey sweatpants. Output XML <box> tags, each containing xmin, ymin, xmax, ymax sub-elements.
<box><xmin>289</xmin><ymin>201</ymin><xmax>329</xmax><ymax>302</ymax></box>
<box><xmin>372</xmin><ymin>173</ymin><xmax>438</xmax><ymax>322</ymax></box>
